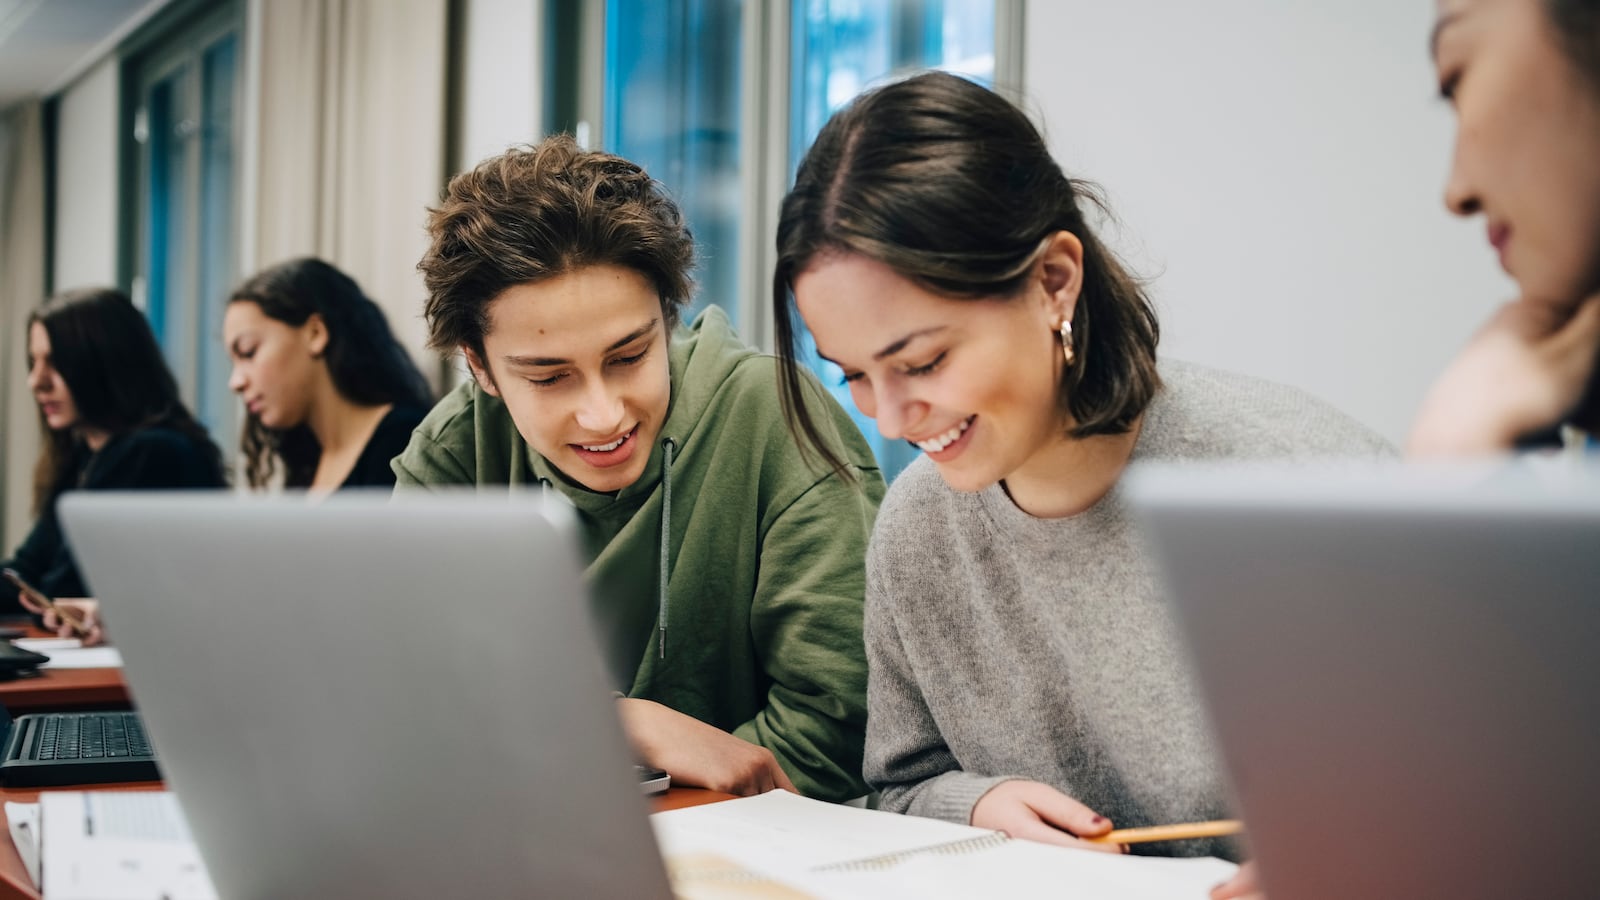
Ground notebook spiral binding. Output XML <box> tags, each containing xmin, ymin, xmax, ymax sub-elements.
<box><xmin>669</xmin><ymin>832</ymin><xmax>1012</xmax><ymax>883</ymax></box>
<box><xmin>815</xmin><ymin>832</ymin><xmax>1011</xmax><ymax>872</ymax></box>
<box><xmin>669</xmin><ymin>867</ymin><xmax>776</xmax><ymax>885</ymax></box>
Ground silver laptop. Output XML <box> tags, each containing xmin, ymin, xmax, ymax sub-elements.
<box><xmin>58</xmin><ymin>491</ymin><xmax>673</xmax><ymax>899</ymax></box>
<box><xmin>1126</xmin><ymin>462</ymin><xmax>1600</xmax><ymax>900</ymax></box>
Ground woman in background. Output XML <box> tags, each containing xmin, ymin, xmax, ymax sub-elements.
<box><xmin>1409</xmin><ymin>0</ymin><xmax>1600</xmax><ymax>458</ymax></box>
<box><xmin>223</xmin><ymin>257</ymin><xmax>433</xmax><ymax>493</ymax></box>
<box><xmin>3</xmin><ymin>288</ymin><xmax>227</xmax><ymax>641</ymax></box>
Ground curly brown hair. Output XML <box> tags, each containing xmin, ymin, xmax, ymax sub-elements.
<box><xmin>420</xmin><ymin>135</ymin><xmax>696</xmax><ymax>363</ymax></box>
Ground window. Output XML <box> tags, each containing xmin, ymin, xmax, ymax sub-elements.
<box><xmin>604</xmin><ymin>0</ymin><xmax>745</xmax><ymax>330</ymax></box>
<box><xmin>125</xmin><ymin>2</ymin><xmax>242</xmax><ymax>438</ymax></box>
<box><xmin>593</xmin><ymin>0</ymin><xmax>1011</xmax><ymax>481</ymax></box>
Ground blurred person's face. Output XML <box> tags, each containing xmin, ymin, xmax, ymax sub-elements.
<box><xmin>793</xmin><ymin>241</ymin><xmax>1080</xmax><ymax>495</ymax></box>
<box><xmin>224</xmin><ymin>301</ymin><xmax>328</xmax><ymax>430</ymax></box>
<box><xmin>26</xmin><ymin>322</ymin><xmax>79</xmax><ymax>432</ymax></box>
<box><xmin>465</xmin><ymin>265</ymin><xmax>672</xmax><ymax>494</ymax></box>
<box><xmin>1435</xmin><ymin>0</ymin><xmax>1600</xmax><ymax>308</ymax></box>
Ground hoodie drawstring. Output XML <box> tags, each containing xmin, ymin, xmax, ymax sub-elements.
<box><xmin>658</xmin><ymin>438</ymin><xmax>676</xmax><ymax>660</ymax></box>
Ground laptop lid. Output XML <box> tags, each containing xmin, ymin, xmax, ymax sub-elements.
<box><xmin>1125</xmin><ymin>463</ymin><xmax>1600</xmax><ymax>900</ymax></box>
<box><xmin>58</xmin><ymin>491</ymin><xmax>672</xmax><ymax>900</ymax></box>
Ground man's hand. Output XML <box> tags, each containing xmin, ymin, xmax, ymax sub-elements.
<box><xmin>616</xmin><ymin>698</ymin><xmax>796</xmax><ymax>796</ymax></box>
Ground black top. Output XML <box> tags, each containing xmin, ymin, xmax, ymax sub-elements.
<box><xmin>1</xmin><ymin>426</ymin><xmax>227</xmax><ymax>612</ymax></box>
<box><xmin>341</xmin><ymin>405</ymin><xmax>428</xmax><ymax>490</ymax></box>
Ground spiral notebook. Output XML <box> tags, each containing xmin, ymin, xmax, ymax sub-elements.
<box><xmin>651</xmin><ymin>791</ymin><xmax>1238</xmax><ymax>899</ymax></box>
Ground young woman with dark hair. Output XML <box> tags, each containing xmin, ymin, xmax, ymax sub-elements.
<box><xmin>772</xmin><ymin>70</ymin><xmax>1390</xmax><ymax>871</ymax></box>
<box><xmin>223</xmin><ymin>257</ymin><xmax>434</xmax><ymax>492</ymax></box>
<box><xmin>2</xmin><ymin>288</ymin><xmax>227</xmax><ymax>639</ymax></box>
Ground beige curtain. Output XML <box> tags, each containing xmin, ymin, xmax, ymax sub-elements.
<box><xmin>253</xmin><ymin>0</ymin><xmax>450</xmax><ymax>390</ymax></box>
<box><xmin>0</xmin><ymin>101</ymin><xmax>47</xmax><ymax>555</ymax></box>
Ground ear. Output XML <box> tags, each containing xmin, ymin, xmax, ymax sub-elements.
<box><xmin>304</xmin><ymin>313</ymin><xmax>330</xmax><ymax>358</ymax></box>
<box><xmin>1037</xmin><ymin>230</ymin><xmax>1085</xmax><ymax>327</ymax></box>
<box><xmin>462</xmin><ymin>346</ymin><xmax>501</xmax><ymax>398</ymax></box>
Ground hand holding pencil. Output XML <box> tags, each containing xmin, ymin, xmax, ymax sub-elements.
<box><xmin>3</xmin><ymin>568</ymin><xmax>103</xmax><ymax>645</ymax></box>
<box><xmin>1082</xmin><ymin>818</ymin><xmax>1243</xmax><ymax>846</ymax></box>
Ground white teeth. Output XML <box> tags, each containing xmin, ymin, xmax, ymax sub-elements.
<box><xmin>914</xmin><ymin>417</ymin><xmax>973</xmax><ymax>454</ymax></box>
<box><xmin>582</xmin><ymin>432</ymin><xmax>629</xmax><ymax>452</ymax></box>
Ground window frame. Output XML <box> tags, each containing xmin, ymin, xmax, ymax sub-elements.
<box><xmin>117</xmin><ymin>0</ymin><xmax>246</xmax><ymax>435</ymax></box>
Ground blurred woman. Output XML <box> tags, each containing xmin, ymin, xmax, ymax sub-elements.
<box><xmin>223</xmin><ymin>258</ymin><xmax>433</xmax><ymax>492</ymax></box>
<box><xmin>2</xmin><ymin>288</ymin><xmax>227</xmax><ymax>638</ymax></box>
<box><xmin>1409</xmin><ymin>0</ymin><xmax>1600</xmax><ymax>458</ymax></box>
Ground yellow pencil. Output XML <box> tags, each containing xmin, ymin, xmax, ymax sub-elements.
<box><xmin>1083</xmin><ymin>819</ymin><xmax>1243</xmax><ymax>845</ymax></box>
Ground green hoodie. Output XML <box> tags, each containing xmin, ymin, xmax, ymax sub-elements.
<box><xmin>392</xmin><ymin>307</ymin><xmax>883</xmax><ymax>800</ymax></box>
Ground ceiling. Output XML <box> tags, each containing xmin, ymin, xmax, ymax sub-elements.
<box><xmin>0</xmin><ymin>0</ymin><xmax>168</xmax><ymax>111</ymax></box>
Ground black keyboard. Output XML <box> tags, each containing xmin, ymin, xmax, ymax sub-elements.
<box><xmin>35</xmin><ymin>713</ymin><xmax>152</xmax><ymax>761</ymax></box>
<box><xmin>1</xmin><ymin>711</ymin><xmax>162</xmax><ymax>786</ymax></box>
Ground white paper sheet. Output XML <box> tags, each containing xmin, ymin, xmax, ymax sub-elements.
<box><xmin>5</xmin><ymin>801</ymin><xmax>40</xmax><ymax>889</ymax></box>
<box><xmin>40</xmin><ymin>792</ymin><xmax>216</xmax><ymax>900</ymax></box>
<box><xmin>13</xmin><ymin>638</ymin><xmax>123</xmax><ymax>669</ymax></box>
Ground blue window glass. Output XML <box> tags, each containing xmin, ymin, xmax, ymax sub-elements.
<box><xmin>604</xmin><ymin>0</ymin><xmax>744</xmax><ymax>327</ymax></box>
<box><xmin>138</xmin><ymin>26</ymin><xmax>239</xmax><ymax>438</ymax></box>
<box><xmin>195</xmin><ymin>34</ymin><xmax>238</xmax><ymax>436</ymax></box>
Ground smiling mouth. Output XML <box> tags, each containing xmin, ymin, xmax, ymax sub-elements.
<box><xmin>577</xmin><ymin>426</ymin><xmax>637</xmax><ymax>453</ymax></box>
<box><xmin>911</xmin><ymin>416</ymin><xmax>975</xmax><ymax>454</ymax></box>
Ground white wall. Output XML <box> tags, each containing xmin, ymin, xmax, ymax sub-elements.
<box><xmin>51</xmin><ymin>57</ymin><xmax>121</xmax><ymax>291</ymax></box>
<box><xmin>456</xmin><ymin>0</ymin><xmax>542</xmax><ymax>172</ymax></box>
<box><xmin>1024</xmin><ymin>1</ymin><xmax>1513</xmax><ymax>443</ymax></box>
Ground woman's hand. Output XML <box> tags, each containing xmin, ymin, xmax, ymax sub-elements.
<box><xmin>42</xmin><ymin>598</ymin><xmax>104</xmax><ymax>646</ymax></box>
<box><xmin>1211</xmin><ymin>860</ymin><xmax>1264</xmax><ymax>899</ymax></box>
<box><xmin>616</xmin><ymin>697</ymin><xmax>796</xmax><ymax>796</ymax></box>
<box><xmin>1408</xmin><ymin>296</ymin><xmax>1600</xmax><ymax>457</ymax></box>
<box><xmin>970</xmin><ymin>780</ymin><xmax>1123</xmax><ymax>852</ymax></box>
<box><xmin>14</xmin><ymin>591</ymin><xmax>105</xmax><ymax>646</ymax></box>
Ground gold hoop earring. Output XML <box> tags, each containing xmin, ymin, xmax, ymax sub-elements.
<box><xmin>1057</xmin><ymin>320</ymin><xmax>1076</xmax><ymax>367</ymax></box>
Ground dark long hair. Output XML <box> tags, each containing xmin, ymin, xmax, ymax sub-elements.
<box><xmin>28</xmin><ymin>288</ymin><xmax>224</xmax><ymax>513</ymax></box>
<box><xmin>229</xmin><ymin>258</ymin><xmax>434</xmax><ymax>488</ymax></box>
<box><xmin>771</xmin><ymin>71</ymin><xmax>1161</xmax><ymax>477</ymax></box>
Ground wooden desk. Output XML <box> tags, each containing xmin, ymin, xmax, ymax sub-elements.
<box><xmin>0</xmin><ymin>668</ymin><xmax>130</xmax><ymax>713</ymax></box>
<box><xmin>0</xmin><ymin>784</ymin><xmax>735</xmax><ymax>899</ymax></box>
<box><xmin>0</xmin><ymin>624</ymin><xmax>130</xmax><ymax>713</ymax></box>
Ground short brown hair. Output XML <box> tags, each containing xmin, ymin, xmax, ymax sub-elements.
<box><xmin>420</xmin><ymin>135</ymin><xmax>696</xmax><ymax>360</ymax></box>
<box><xmin>773</xmin><ymin>72</ymin><xmax>1161</xmax><ymax>477</ymax></box>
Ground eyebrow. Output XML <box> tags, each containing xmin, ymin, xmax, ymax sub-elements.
<box><xmin>502</xmin><ymin>318</ymin><xmax>658</xmax><ymax>368</ymax></box>
<box><xmin>815</xmin><ymin>326</ymin><xmax>948</xmax><ymax>368</ymax></box>
<box><xmin>1429</xmin><ymin>11</ymin><xmax>1460</xmax><ymax>62</ymax></box>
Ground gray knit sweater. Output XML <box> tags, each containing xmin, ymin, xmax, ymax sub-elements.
<box><xmin>862</xmin><ymin>360</ymin><xmax>1392</xmax><ymax>860</ymax></box>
